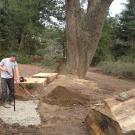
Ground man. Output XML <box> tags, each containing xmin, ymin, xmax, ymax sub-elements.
<box><xmin>0</xmin><ymin>53</ymin><xmax>20</xmax><ymax>108</ymax></box>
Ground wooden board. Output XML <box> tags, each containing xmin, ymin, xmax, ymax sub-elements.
<box><xmin>20</xmin><ymin>77</ymin><xmax>47</xmax><ymax>85</ymax></box>
<box><xmin>15</xmin><ymin>78</ymin><xmax>47</xmax><ymax>97</ymax></box>
<box><xmin>32</xmin><ymin>73</ymin><xmax>58</xmax><ymax>83</ymax></box>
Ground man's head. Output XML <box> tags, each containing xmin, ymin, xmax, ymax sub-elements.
<box><xmin>10</xmin><ymin>53</ymin><xmax>17</xmax><ymax>62</ymax></box>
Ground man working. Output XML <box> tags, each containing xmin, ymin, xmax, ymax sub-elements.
<box><xmin>0</xmin><ymin>53</ymin><xmax>20</xmax><ymax>108</ymax></box>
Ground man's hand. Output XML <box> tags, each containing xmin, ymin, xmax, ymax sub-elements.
<box><xmin>2</xmin><ymin>67</ymin><xmax>8</xmax><ymax>72</ymax></box>
<box><xmin>15</xmin><ymin>79</ymin><xmax>20</xmax><ymax>84</ymax></box>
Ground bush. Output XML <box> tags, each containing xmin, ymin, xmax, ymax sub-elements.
<box><xmin>41</xmin><ymin>57</ymin><xmax>56</xmax><ymax>67</ymax></box>
<box><xmin>97</xmin><ymin>61</ymin><xmax>135</xmax><ymax>80</ymax></box>
<box><xmin>17</xmin><ymin>54</ymin><xmax>33</xmax><ymax>64</ymax></box>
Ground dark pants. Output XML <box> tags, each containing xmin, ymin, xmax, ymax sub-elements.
<box><xmin>1</xmin><ymin>78</ymin><xmax>14</xmax><ymax>102</ymax></box>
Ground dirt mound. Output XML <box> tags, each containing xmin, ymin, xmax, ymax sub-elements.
<box><xmin>43</xmin><ymin>86</ymin><xmax>89</xmax><ymax>106</ymax></box>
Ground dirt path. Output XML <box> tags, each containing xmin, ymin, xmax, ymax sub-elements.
<box><xmin>86</xmin><ymin>68</ymin><xmax>135</xmax><ymax>95</ymax></box>
<box><xmin>39</xmin><ymin>68</ymin><xmax>135</xmax><ymax>135</ymax></box>
<box><xmin>19</xmin><ymin>64</ymin><xmax>54</xmax><ymax>77</ymax></box>
<box><xmin>1</xmin><ymin>65</ymin><xmax>135</xmax><ymax>135</ymax></box>
<box><xmin>19</xmin><ymin>65</ymin><xmax>135</xmax><ymax>92</ymax></box>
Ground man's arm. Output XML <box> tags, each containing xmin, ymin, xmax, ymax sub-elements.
<box><xmin>15</xmin><ymin>66</ymin><xmax>20</xmax><ymax>79</ymax></box>
<box><xmin>0</xmin><ymin>60</ymin><xmax>7</xmax><ymax>71</ymax></box>
<box><xmin>0</xmin><ymin>64</ymin><xmax>4</xmax><ymax>70</ymax></box>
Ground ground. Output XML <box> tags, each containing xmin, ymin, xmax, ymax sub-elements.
<box><xmin>0</xmin><ymin>64</ymin><xmax>135</xmax><ymax>135</ymax></box>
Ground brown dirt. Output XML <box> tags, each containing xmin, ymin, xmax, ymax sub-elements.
<box><xmin>1</xmin><ymin>65</ymin><xmax>135</xmax><ymax>135</ymax></box>
<box><xmin>44</xmin><ymin>86</ymin><xmax>89</xmax><ymax>106</ymax></box>
<box><xmin>19</xmin><ymin>64</ymin><xmax>54</xmax><ymax>77</ymax></box>
<box><xmin>0</xmin><ymin>119</ymin><xmax>41</xmax><ymax>135</ymax></box>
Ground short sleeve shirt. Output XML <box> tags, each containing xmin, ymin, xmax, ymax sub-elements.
<box><xmin>0</xmin><ymin>58</ymin><xmax>18</xmax><ymax>78</ymax></box>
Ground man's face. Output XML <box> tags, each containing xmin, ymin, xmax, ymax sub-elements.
<box><xmin>10</xmin><ymin>56</ymin><xmax>16</xmax><ymax>62</ymax></box>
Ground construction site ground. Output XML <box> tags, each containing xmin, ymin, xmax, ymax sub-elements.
<box><xmin>0</xmin><ymin>64</ymin><xmax>135</xmax><ymax>135</ymax></box>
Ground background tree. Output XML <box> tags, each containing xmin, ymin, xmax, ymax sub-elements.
<box><xmin>92</xmin><ymin>16</ymin><xmax>117</xmax><ymax>65</ymax></box>
<box><xmin>111</xmin><ymin>0</ymin><xmax>135</xmax><ymax>61</ymax></box>
<box><xmin>65</xmin><ymin>0</ymin><xmax>113</xmax><ymax>78</ymax></box>
<box><xmin>0</xmin><ymin>0</ymin><xmax>64</xmax><ymax>56</ymax></box>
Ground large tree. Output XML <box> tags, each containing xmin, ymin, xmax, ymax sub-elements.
<box><xmin>112</xmin><ymin>0</ymin><xmax>135</xmax><ymax>61</ymax></box>
<box><xmin>65</xmin><ymin>0</ymin><xmax>113</xmax><ymax>78</ymax></box>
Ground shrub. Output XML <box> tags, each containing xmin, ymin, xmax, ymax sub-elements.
<box><xmin>41</xmin><ymin>57</ymin><xmax>56</xmax><ymax>67</ymax></box>
<box><xmin>97</xmin><ymin>61</ymin><xmax>135</xmax><ymax>80</ymax></box>
<box><xmin>17</xmin><ymin>54</ymin><xmax>33</xmax><ymax>64</ymax></box>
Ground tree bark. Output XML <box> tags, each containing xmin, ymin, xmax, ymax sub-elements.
<box><xmin>65</xmin><ymin>0</ymin><xmax>81</xmax><ymax>75</ymax></box>
<box><xmin>86</xmin><ymin>95</ymin><xmax>135</xmax><ymax>134</ymax></box>
<box><xmin>65</xmin><ymin>0</ymin><xmax>113</xmax><ymax>78</ymax></box>
<box><xmin>19</xmin><ymin>33</ymin><xmax>26</xmax><ymax>50</ymax></box>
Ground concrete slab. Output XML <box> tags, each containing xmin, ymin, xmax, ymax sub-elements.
<box><xmin>0</xmin><ymin>100</ymin><xmax>41</xmax><ymax>126</ymax></box>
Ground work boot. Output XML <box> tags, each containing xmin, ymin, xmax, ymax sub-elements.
<box><xmin>3</xmin><ymin>102</ymin><xmax>11</xmax><ymax>108</ymax></box>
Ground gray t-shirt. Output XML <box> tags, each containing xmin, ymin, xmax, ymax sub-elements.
<box><xmin>0</xmin><ymin>58</ymin><xmax>18</xmax><ymax>78</ymax></box>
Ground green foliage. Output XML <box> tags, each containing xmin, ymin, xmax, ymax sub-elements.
<box><xmin>95</xmin><ymin>0</ymin><xmax>135</xmax><ymax>79</ymax></box>
<box><xmin>97</xmin><ymin>61</ymin><xmax>135</xmax><ymax>79</ymax></box>
<box><xmin>39</xmin><ymin>28</ymin><xmax>65</xmax><ymax>58</ymax></box>
<box><xmin>111</xmin><ymin>0</ymin><xmax>135</xmax><ymax>60</ymax></box>
<box><xmin>92</xmin><ymin>17</ymin><xmax>116</xmax><ymax>65</ymax></box>
<box><xmin>0</xmin><ymin>0</ymin><xmax>65</xmax><ymax>60</ymax></box>
<box><xmin>95</xmin><ymin>0</ymin><xmax>135</xmax><ymax>65</ymax></box>
<box><xmin>17</xmin><ymin>54</ymin><xmax>33</xmax><ymax>64</ymax></box>
<box><xmin>41</xmin><ymin>57</ymin><xmax>56</xmax><ymax>67</ymax></box>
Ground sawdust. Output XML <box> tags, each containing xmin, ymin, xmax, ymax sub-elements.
<box><xmin>44</xmin><ymin>86</ymin><xmax>90</xmax><ymax>106</ymax></box>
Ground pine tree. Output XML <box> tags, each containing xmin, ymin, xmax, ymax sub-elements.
<box><xmin>115</xmin><ymin>0</ymin><xmax>135</xmax><ymax>60</ymax></box>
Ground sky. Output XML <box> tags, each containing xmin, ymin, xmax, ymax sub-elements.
<box><xmin>83</xmin><ymin>0</ymin><xmax>127</xmax><ymax>17</ymax></box>
<box><xmin>47</xmin><ymin>0</ymin><xmax>128</xmax><ymax>27</ymax></box>
<box><xmin>109</xmin><ymin>0</ymin><xmax>127</xmax><ymax>16</ymax></box>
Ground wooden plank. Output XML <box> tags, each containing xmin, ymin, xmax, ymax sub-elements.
<box><xmin>32</xmin><ymin>73</ymin><xmax>58</xmax><ymax>83</ymax></box>
<box><xmin>20</xmin><ymin>77</ymin><xmax>47</xmax><ymax>85</ymax></box>
<box><xmin>15</xmin><ymin>78</ymin><xmax>47</xmax><ymax>97</ymax></box>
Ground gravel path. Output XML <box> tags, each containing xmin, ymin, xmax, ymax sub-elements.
<box><xmin>0</xmin><ymin>100</ymin><xmax>41</xmax><ymax>126</ymax></box>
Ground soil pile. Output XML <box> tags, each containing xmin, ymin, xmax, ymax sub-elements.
<box><xmin>44</xmin><ymin>86</ymin><xmax>89</xmax><ymax>106</ymax></box>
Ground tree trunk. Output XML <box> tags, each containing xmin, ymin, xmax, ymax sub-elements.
<box><xmin>65</xmin><ymin>0</ymin><xmax>81</xmax><ymax>75</ymax></box>
<box><xmin>86</xmin><ymin>94</ymin><xmax>135</xmax><ymax>134</ymax></box>
<box><xmin>19</xmin><ymin>33</ymin><xmax>26</xmax><ymax>50</ymax></box>
<box><xmin>65</xmin><ymin>0</ymin><xmax>113</xmax><ymax>78</ymax></box>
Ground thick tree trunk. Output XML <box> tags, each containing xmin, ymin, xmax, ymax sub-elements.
<box><xmin>65</xmin><ymin>0</ymin><xmax>81</xmax><ymax>75</ymax></box>
<box><xmin>86</xmin><ymin>95</ymin><xmax>135</xmax><ymax>134</ymax></box>
<box><xmin>65</xmin><ymin>0</ymin><xmax>113</xmax><ymax>78</ymax></box>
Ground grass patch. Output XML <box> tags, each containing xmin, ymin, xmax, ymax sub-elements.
<box><xmin>97</xmin><ymin>61</ymin><xmax>135</xmax><ymax>80</ymax></box>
